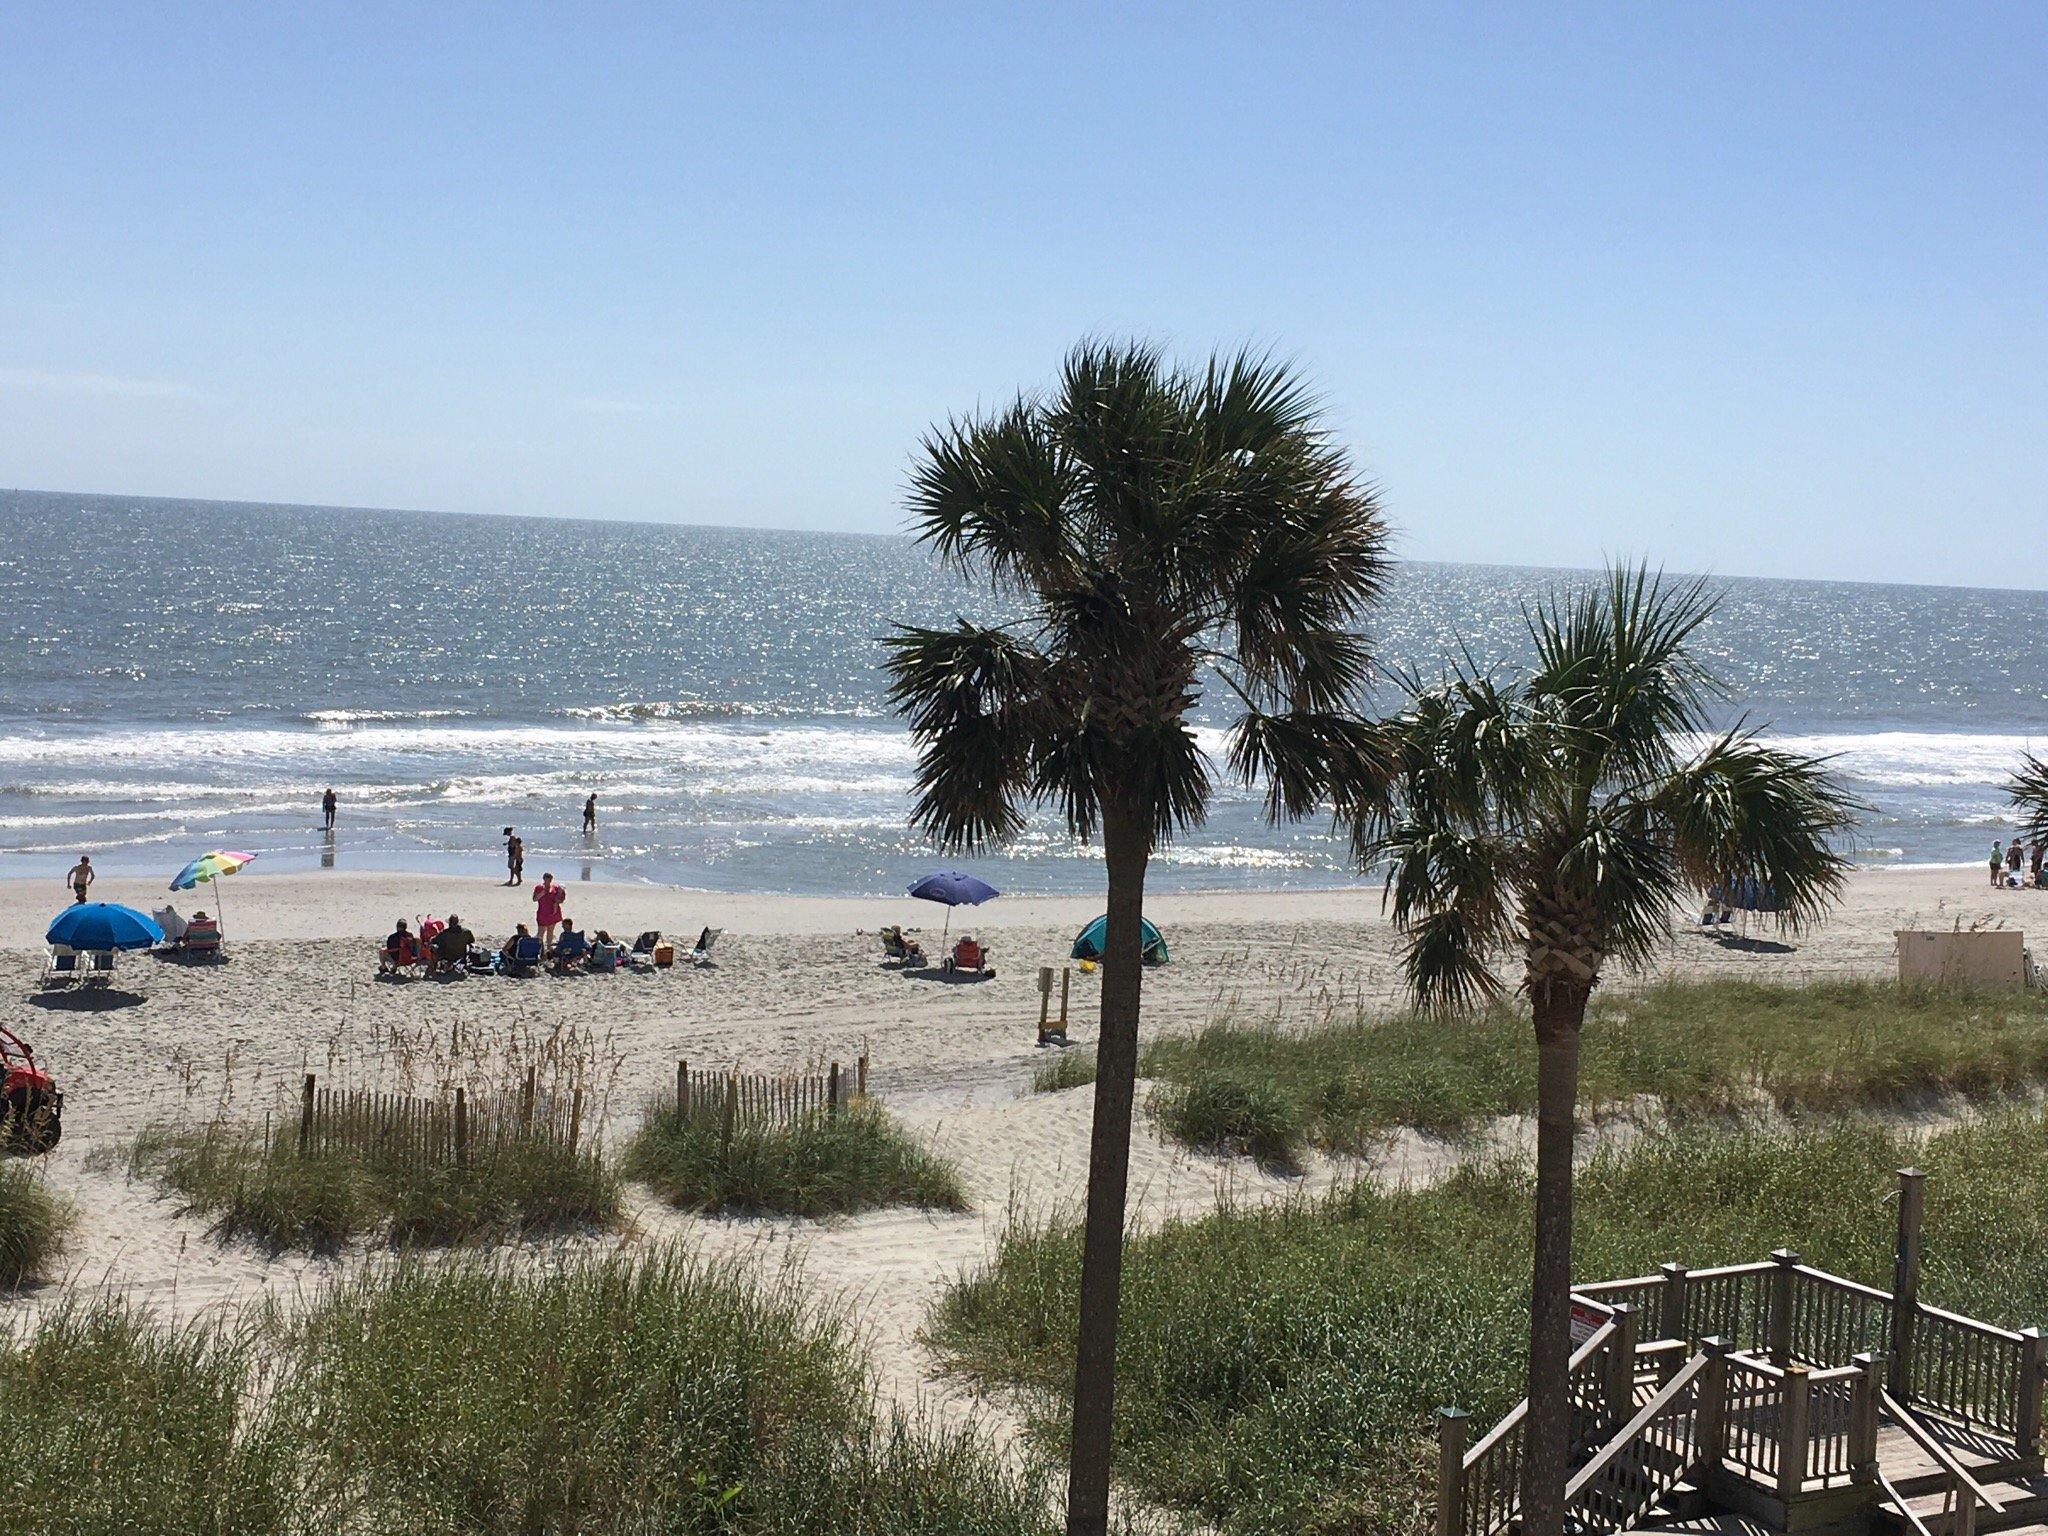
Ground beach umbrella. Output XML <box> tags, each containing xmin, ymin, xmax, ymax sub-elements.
<box><xmin>47</xmin><ymin>901</ymin><xmax>164</xmax><ymax>952</ymax></box>
<box><xmin>907</xmin><ymin>870</ymin><xmax>999</xmax><ymax>944</ymax></box>
<box><xmin>170</xmin><ymin>849</ymin><xmax>257</xmax><ymax>931</ymax></box>
<box><xmin>1070</xmin><ymin>914</ymin><xmax>1168</xmax><ymax>966</ymax></box>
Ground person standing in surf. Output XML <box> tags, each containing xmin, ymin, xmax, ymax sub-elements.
<box><xmin>582</xmin><ymin>793</ymin><xmax>597</xmax><ymax>837</ymax></box>
<box><xmin>322</xmin><ymin>787</ymin><xmax>337</xmax><ymax>830</ymax></box>
<box><xmin>505</xmin><ymin>828</ymin><xmax>525</xmax><ymax>886</ymax></box>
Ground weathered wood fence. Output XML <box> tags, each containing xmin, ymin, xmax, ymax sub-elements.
<box><xmin>296</xmin><ymin>1069</ymin><xmax>584</xmax><ymax>1167</ymax></box>
<box><xmin>672</xmin><ymin>1056</ymin><xmax>868</xmax><ymax>1126</ymax></box>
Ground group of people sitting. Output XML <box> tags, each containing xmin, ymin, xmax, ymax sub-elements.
<box><xmin>380</xmin><ymin>914</ymin><xmax>689</xmax><ymax>978</ymax></box>
<box><xmin>1993</xmin><ymin>838</ymin><xmax>2048</xmax><ymax>890</ymax></box>
<box><xmin>878</xmin><ymin>926</ymin><xmax>993</xmax><ymax>977</ymax></box>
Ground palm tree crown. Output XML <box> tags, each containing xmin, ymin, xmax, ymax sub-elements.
<box><xmin>882</xmin><ymin>338</ymin><xmax>1392</xmax><ymax>853</ymax></box>
<box><xmin>1360</xmin><ymin>565</ymin><xmax>1859</xmax><ymax>1012</ymax></box>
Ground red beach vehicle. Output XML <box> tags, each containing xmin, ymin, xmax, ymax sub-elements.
<box><xmin>1</xmin><ymin>1025</ymin><xmax>61</xmax><ymax>1153</ymax></box>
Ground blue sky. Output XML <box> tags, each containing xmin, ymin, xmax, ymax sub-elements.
<box><xmin>2</xmin><ymin>3</ymin><xmax>2042</xmax><ymax>588</ymax></box>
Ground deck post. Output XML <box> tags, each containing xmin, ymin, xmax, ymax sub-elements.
<box><xmin>1957</xmin><ymin>1480</ymin><xmax>1979</xmax><ymax>1536</ymax></box>
<box><xmin>1769</xmin><ymin>1248</ymin><xmax>1801</xmax><ymax>1365</ymax></box>
<box><xmin>2019</xmin><ymin>1328</ymin><xmax>2045</xmax><ymax>1461</ymax></box>
<box><xmin>1850</xmin><ymin>1351</ymin><xmax>1882</xmax><ymax>1483</ymax></box>
<box><xmin>1658</xmin><ymin>1261</ymin><xmax>1690</xmax><ymax>1344</ymax></box>
<box><xmin>1605</xmin><ymin>1303</ymin><xmax>1638</xmax><ymax>1428</ymax></box>
<box><xmin>1778</xmin><ymin>1363</ymin><xmax>1811</xmax><ymax>1504</ymax></box>
<box><xmin>1435</xmin><ymin>1406</ymin><xmax>1468</xmax><ymax>1536</ymax></box>
<box><xmin>1891</xmin><ymin>1168</ymin><xmax>1926</xmax><ymax>1399</ymax></box>
<box><xmin>1698</xmin><ymin>1337</ymin><xmax>1732</xmax><ymax>1471</ymax></box>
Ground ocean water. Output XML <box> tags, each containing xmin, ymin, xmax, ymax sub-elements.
<box><xmin>2</xmin><ymin>489</ymin><xmax>2043</xmax><ymax>894</ymax></box>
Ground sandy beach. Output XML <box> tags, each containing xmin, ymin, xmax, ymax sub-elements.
<box><xmin>0</xmin><ymin>864</ymin><xmax>2033</xmax><ymax>1421</ymax></box>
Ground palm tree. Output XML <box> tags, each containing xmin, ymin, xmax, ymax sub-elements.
<box><xmin>1352</xmin><ymin>567</ymin><xmax>1857</xmax><ymax>1536</ymax></box>
<box><xmin>2010</xmin><ymin>754</ymin><xmax>2048</xmax><ymax>842</ymax></box>
<box><xmin>882</xmin><ymin>339</ymin><xmax>1392</xmax><ymax>1536</ymax></box>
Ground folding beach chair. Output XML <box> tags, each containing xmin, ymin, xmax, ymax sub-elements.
<box><xmin>499</xmin><ymin>935</ymin><xmax>543</xmax><ymax>977</ymax></box>
<box><xmin>80</xmin><ymin>950</ymin><xmax>117</xmax><ymax>988</ymax></box>
<box><xmin>39</xmin><ymin>946</ymin><xmax>82</xmax><ymax>988</ymax></box>
<box><xmin>183</xmin><ymin>916</ymin><xmax>223</xmax><ymax>961</ymax></box>
<box><xmin>690</xmin><ymin>927</ymin><xmax>722</xmax><ymax>967</ymax></box>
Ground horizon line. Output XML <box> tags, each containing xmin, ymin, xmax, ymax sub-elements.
<box><xmin>4</xmin><ymin>482</ymin><xmax>2045</xmax><ymax>600</ymax></box>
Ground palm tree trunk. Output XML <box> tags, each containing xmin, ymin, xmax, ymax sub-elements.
<box><xmin>1520</xmin><ymin>986</ymin><xmax>1588</xmax><ymax>1536</ymax></box>
<box><xmin>1065</xmin><ymin>800</ymin><xmax>1151</xmax><ymax>1536</ymax></box>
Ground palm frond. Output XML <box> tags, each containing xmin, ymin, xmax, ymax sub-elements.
<box><xmin>1654</xmin><ymin>729</ymin><xmax>1861</xmax><ymax>932</ymax></box>
<box><xmin>2009</xmin><ymin>754</ymin><xmax>2048</xmax><ymax>842</ymax></box>
<box><xmin>880</xmin><ymin>622</ymin><xmax>1051</xmax><ymax>852</ymax></box>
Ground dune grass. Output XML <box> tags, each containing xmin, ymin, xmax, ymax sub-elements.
<box><xmin>0</xmin><ymin>1157</ymin><xmax>71</xmax><ymax>1286</ymax></box>
<box><xmin>0</xmin><ymin>1250</ymin><xmax>1053</xmax><ymax>1536</ymax></box>
<box><xmin>1030</xmin><ymin>1049</ymin><xmax>1098</xmax><ymax>1095</ymax></box>
<box><xmin>625</xmin><ymin>1100</ymin><xmax>969</xmax><ymax>1217</ymax></box>
<box><xmin>1122</xmin><ymin>977</ymin><xmax>2048</xmax><ymax>1156</ymax></box>
<box><xmin>929</xmin><ymin>1111</ymin><xmax>2048</xmax><ymax>1536</ymax></box>
<box><xmin>126</xmin><ymin>1114</ymin><xmax>620</xmax><ymax>1251</ymax></box>
<box><xmin>0</xmin><ymin>1299</ymin><xmax>295</xmax><ymax>1536</ymax></box>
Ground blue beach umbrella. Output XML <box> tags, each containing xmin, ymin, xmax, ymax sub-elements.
<box><xmin>47</xmin><ymin>902</ymin><xmax>165</xmax><ymax>952</ymax></box>
<box><xmin>907</xmin><ymin>870</ymin><xmax>999</xmax><ymax>944</ymax></box>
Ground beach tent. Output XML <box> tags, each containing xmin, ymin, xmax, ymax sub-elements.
<box><xmin>1070</xmin><ymin>915</ymin><xmax>1168</xmax><ymax>965</ymax></box>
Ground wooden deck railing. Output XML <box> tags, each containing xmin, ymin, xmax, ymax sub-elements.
<box><xmin>1439</xmin><ymin>1169</ymin><xmax>2047</xmax><ymax>1534</ymax></box>
<box><xmin>1442</xmin><ymin>1313</ymin><xmax>1620</xmax><ymax>1536</ymax></box>
<box><xmin>1564</xmin><ymin>1350</ymin><xmax>1713</xmax><ymax>1532</ymax></box>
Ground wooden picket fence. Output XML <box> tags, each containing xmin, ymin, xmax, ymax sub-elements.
<box><xmin>296</xmin><ymin>1068</ymin><xmax>584</xmax><ymax>1169</ymax></box>
<box><xmin>671</xmin><ymin>1055</ymin><xmax>869</xmax><ymax>1140</ymax></box>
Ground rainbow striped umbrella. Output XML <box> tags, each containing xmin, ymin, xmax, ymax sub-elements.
<box><xmin>170</xmin><ymin>849</ymin><xmax>257</xmax><ymax>930</ymax></box>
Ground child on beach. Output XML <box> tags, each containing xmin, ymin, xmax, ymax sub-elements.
<box><xmin>533</xmin><ymin>873</ymin><xmax>566</xmax><ymax>948</ymax></box>
<box><xmin>65</xmin><ymin>854</ymin><xmax>93</xmax><ymax>904</ymax></box>
<box><xmin>1994</xmin><ymin>842</ymin><xmax>2007</xmax><ymax>886</ymax></box>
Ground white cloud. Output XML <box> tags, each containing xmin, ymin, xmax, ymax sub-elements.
<box><xmin>0</xmin><ymin>367</ymin><xmax>198</xmax><ymax>399</ymax></box>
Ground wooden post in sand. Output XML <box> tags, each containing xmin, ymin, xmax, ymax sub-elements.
<box><xmin>1060</xmin><ymin>966</ymin><xmax>1071</xmax><ymax>1029</ymax></box>
<box><xmin>1037</xmin><ymin>966</ymin><xmax>1054</xmax><ymax>1042</ymax></box>
<box><xmin>828</xmin><ymin>1061</ymin><xmax>841</xmax><ymax>1117</ymax></box>
<box><xmin>454</xmin><ymin>1086</ymin><xmax>469</xmax><ymax>1169</ymax></box>
<box><xmin>299</xmin><ymin>1073</ymin><xmax>316</xmax><ymax>1154</ymax></box>
<box><xmin>1891</xmin><ymin>1168</ymin><xmax>1925</xmax><ymax>1397</ymax></box>
<box><xmin>1435</xmin><ymin>1407</ymin><xmax>1467</xmax><ymax>1536</ymax></box>
<box><xmin>721</xmin><ymin>1074</ymin><xmax>738</xmax><ymax>1159</ymax></box>
<box><xmin>857</xmin><ymin>1052</ymin><xmax>868</xmax><ymax>1098</ymax></box>
<box><xmin>677</xmin><ymin>1060</ymin><xmax>688</xmax><ymax>1118</ymax></box>
<box><xmin>568</xmin><ymin>1087</ymin><xmax>583</xmax><ymax>1151</ymax></box>
<box><xmin>520</xmin><ymin>1067</ymin><xmax>536</xmax><ymax>1133</ymax></box>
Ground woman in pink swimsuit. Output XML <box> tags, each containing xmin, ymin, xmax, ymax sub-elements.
<box><xmin>532</xmin><ymin>873</ymin><xmax>566</xmax><ymax>949</ymax></box>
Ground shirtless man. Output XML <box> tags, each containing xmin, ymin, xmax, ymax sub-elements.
<box><xmin>66</xmin><ymin>854</ymin><xmax>94</xmax><ymax>904</ymax></box>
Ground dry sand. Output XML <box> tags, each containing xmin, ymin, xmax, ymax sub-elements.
<box><xmin>0</xmin><ymin>864</ymin><xmax>2033</xmax><ymax>1428</ymax></box>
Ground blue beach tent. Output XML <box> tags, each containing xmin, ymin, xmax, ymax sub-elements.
<box><xmin>1070</xmin><ymin>915</ymin><xmax>1168</xmax><ymax>965</ymax></box>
